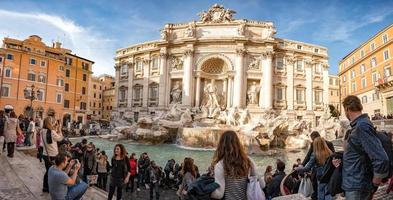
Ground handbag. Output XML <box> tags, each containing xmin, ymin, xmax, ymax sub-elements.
<box><xmin>87</xmin><ymin>175</ymin><xmax>98</xmax><ymax>185</ymax></box>
<box><xmin>42</xmin><ymin>130</ymin><xmax>55</xmax><ymax>165</ymax></box>
<box><xmin>247</xmin><ymin>166</ymin><xmax>266</xmax><ymax>200</ymax></box>
<box><xmin>298</xmin><ymin>176</ymin><xmax>313</xmax><ymax>197</ymax></box>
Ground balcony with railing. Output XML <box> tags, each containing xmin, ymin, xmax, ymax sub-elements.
<box><xmin>375</xmin><ymin>76</ymin><xmax>393</xmax><ymax>91</ymax></box>
<box><xmin>133</xmin><ymin>98</ymin><xmax>142</xmax><ymax>107</ymax></box>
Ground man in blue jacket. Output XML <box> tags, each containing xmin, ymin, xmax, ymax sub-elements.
<box><xmin>335</xmin><ymin>95</ymin><xmax>389</xmax><ymax>200</ymax></box>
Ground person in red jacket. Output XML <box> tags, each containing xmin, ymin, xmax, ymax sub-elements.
<box><xmin>127</xmin><ymin>153</ymin><xmax>138</xmax><ymax>193</ymax></box>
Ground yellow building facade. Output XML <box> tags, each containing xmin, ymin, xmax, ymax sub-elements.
<box><xmin>0</xmin><ymin>35</ymin><xmax>94</xmax><ymax>125</ymax></box>
<box><xmin>339</xmin><ymin>24</ymin><xmax>393</xmax><ymax>116</ymax></box>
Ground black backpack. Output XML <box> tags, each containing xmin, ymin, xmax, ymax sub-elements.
<box><xmin>349</xmin><ymin>130</ymin><xmax>393</xmax><ymax>182</ymax></box>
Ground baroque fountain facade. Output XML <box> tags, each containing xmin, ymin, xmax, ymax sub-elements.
<box><xmin>112</xmin><ymin>4</ymin><xmax>344</xmax><ymax>152</ymax></box>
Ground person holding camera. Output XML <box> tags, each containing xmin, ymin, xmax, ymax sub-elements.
<box><xmin>48</xmin><ymin>153</ymin><xmax>88</xmax><ymax>200</ymax></box>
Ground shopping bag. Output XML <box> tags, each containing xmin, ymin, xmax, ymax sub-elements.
<box><xmin>247</xmin><ymin>176</ymin><xmax>266</xmax><ymax>200</ymax></box>
<box><xmin>298</xmin><ymin>176</ymin><xmax>313</xmax><ymax>197</ymax></box>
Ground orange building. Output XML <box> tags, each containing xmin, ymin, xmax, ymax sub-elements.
<box><xmin>0</xmin><ymin>35</ymin><xmax>94</xmax><ymax>125</ymax></box>
<box><xmin>88</xmin><ymin>75</ymin><xmax>114</xmax><ymax>121</ymax></box>
<box><xmin>338</xmin><ymin>23</ymin><xmax>393</xmax><ymax>116</ymax></box>
<box><xmin>101</xmin><ymin>75</ymin><xmax>115</xmax><ymax>120</ymax></box>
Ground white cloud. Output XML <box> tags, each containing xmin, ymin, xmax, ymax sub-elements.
<box><xmin>0</xmin><ymin>10</ymin><xmax>115</xmax><ymax>76</ymax></box>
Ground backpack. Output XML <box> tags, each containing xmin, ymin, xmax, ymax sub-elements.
<box><xmin>0</xmin><ymin>116</ymin><xmax>5</xmax><ymax>135</ymax></box>
<box><xmin>349</xmin><ymin>130</ymin><xmax>393</xmax><ymax>182</ymax></box>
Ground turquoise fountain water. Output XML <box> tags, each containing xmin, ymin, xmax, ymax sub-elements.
<box><xmin>71</xmin><ymin>137</ymin><xmax>306</xmax><ymax>173</ymax></box>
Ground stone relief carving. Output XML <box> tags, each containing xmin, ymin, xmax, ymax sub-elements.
<box><xmin>247</xmin><ymin>81</ymin><xmax>260</xmax><ymax>105</ymax></box>
<box><xmin>170</xmin><ymin>81</ymin><xmax>182</xmax><ymax>104</ymax></box>
<box><xmin>261</xmin><ymin>25</ymin><xmax>276</xmax><ymax>40</ymax></box>
<box><xmin>184</xmin><ymin>22</ymin><xmax>196</xmax><ymax>38</ymax></box>
<box><xmin>248</xmin><ymin>56</ymin><xmax>260</xmax><ymax>70</ymax></box>
<box><xmin>160</xmin><ymin>29</ymin><xmax>168</xmax><ymax>40</ymax></box>
<box><xmin>238</xmin><ymin>22</ymin><xmax>246</xmax><ymax>36</ymax></box>
<box><xmin>198</xmin><ymin>4</ymin><xmax>236</xmax><ymax>23</ymax></box>
<box><xmin>170</xmin><ymin>56</ymin><xmax>183</xmax><ymax>70</ymax></box>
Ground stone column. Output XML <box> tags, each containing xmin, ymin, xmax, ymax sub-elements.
<box><xmin>127</xmin><ymin>62</ymin><xmax>134</xmax><ymax>107</ymax></box>
<box><xmin>195</xmin><ymin>75</ymin><xmax>201</xmax><ymax>107</ymax></box>
<box><xmin>142</xmin><ymin>58</ymin><xmax>150</xmax><ymax>107</ymax></box>
<box><xmin>182</xmin><ymin>49</ymin><xmax>194</xmax><ymax>107</ymax></box>
<box><xmin>158</xmin><ymin>52</ymin><xmax>168</xmax><ymax>107</ymax></box>
<box><xmin>227</xmin><ymin>77</ymin><xmax>233</xmax><ymax>108</ymax></box>
<box><xmin>322</xmin><ymin>63</ymin><xmax>329</xmax><ymax>106</ymax></box>
<box><xmin>114</xmin><ymin>64</ymin><xmax>120</xmax><ymax>108</ymax></box>
<box><xmin>233</xmin><ymin>49</ymin><xmax>246</xmax><ymax>108</ymax></box>
<box><xmin>286</xmin><ymin>57</ymin><xmax>295</xmax><ymax>110</ymax></box>
<box><xmin>260</xmin><ymin>50</ymin><xmax>274</xmax><ymax>109</ymax></box>
<box><xmin>305</xmin><ymin>60</ymin><xmax>313</xmax><ymax>111</ymax></box>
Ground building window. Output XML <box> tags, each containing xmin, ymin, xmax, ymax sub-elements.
<box><xmin>371</xmin><ymin>57</ymin><xmax>377</xmax><ymax>67</ymax></box>
<box><xmin>152</xmin><ymin>57</ymin><xmax>159</xmax><ymax>70</ymax></box>
<box><xmin>297</xmin><ymin>45</ymin><xmax>302</xmax><ymax>50</ymax></box>
<box><xmin>37</xmin><ymin>90</ymin><xmax>44</xmax><ymax>101</ymax></box>
<box><xmin>27</xmin><ymin>72</ymin><xmax>36</xmax><ymax>81</ymax></box>
<box><xmin>351</xmin><ymin>70</ymin><xmax>356</xmax><ymax>79</ymax></box>
<box><xmin>352</xmin><ymin>57</ymin><xmax>355</xmax><ymax>64</ymax></box>
<box><xmin>6</xmin><ymin>54</ymin><xmax>13</xmax><ymax>60</ymax></box>
<box><xmin>38</xmin><ymin>74</ymin><xmax>46</xmax><ymax>83</ymax></box>
<box><xmin>361</xmin><ymin>78</ymin><xmax>366</xmax><ymax>89</ymax></box>
<box><xmin>66</xmin><ymin>57</ymin><xmax>72</xmax><ymax>65</ymax></box>
<box><xmin>296</xmin><ymin>60</ymin><xmax>303</xmax><ymax>71</ymax></box>
<box><xmin>343</xmin><ymin>75</ymin><xmax>346</xmax><ymax>82</ymax></box>
<box><xmin>58</xmin><ymin>65</ymin><xmax>64</xmax><ymax>71</ymax></box>
<box><xmin>66</xmin><ymin>69</ymin><xmax>70</xmax><ymax>77</ymax></box>
<box><xmin>94</xmin><ymin>93</ymin><xmax>96</xmax><ymax>98</ymax></box>
<box><xmin>82</xmin><ymin>87</ymin><xmax>86</xmax><ymax>95</ymax></box>
<box><xmin>351</xmin><ymin>82</ymin><xmax>357</xmax><ymax>92</ymax></box>
<box><xmin>80</xmin><ymin>102</ymin><xmax>87</xmax><ymax>110</ymax></box>
<box><xmin>383</xmin><ymin>34</ymin><xmax>388</xmax><ymax>44</ymax></box>
<box><xmin>57</xmin><ymin>78</ymin><xmax>64</xmax><ymax>87</ymax></box>
<box><xmin>314</xmin><ymin>63</ymin><xmax>322</xmax><ymax>74</ymax></box>
<box><xmin>296</xmin><ymin>89</ymin><xmax>304</xmax><ymax>103</ymax></box>
<box><xmin>93</xmin><ymin>102</ymin><xmax>96</xmax><ymax>107</ymax></box>
<box><xmin>99</xmin><ymin>94</ymin><xmax>101</xmax><ymax>99</ymax></box>
<box><xmin>276</xmin><ymin>57</ymin><xmax>284</xmax><ymax>70</ymax></box>
<box><xmin>83</xmin><ymin>74</ymin><xmax>87</xmax><ymax>81</ymax></box>
<box><xmin>360</xmin><ymin>64</ymin><xmax>366</xmax><ymax>74</ymax></box>
<box><xmin>56</xmin><ymin>93</ymin><xmax>62</xmax><ymax>103</ymax></box>
<box><xmin>329</xmin><ymin>78</ymin><xmax>333</xmax><ymax>85</ymax></box>
<box><xmin>29</xmin><ymin>58</ymin><xmax>36</xmax><ymax>65</ymax></box>
<box><xmin>99</xmin><ymin>103</ymin><xmax>101</xmax><ymax>108</ymax></box>
<box><xmin>371</xmin><ymin>42</ymin><xmax>375</xmax><ymax>51</ymax></box>
<box><xmin>93</xmin><ymin>84</ymin><xmax>96</xmax><ymax>89</ymax></box>
<box><xmin>360</xmin><ymin>50</ymin><xmax>365</xmax><ymax>58</ymax></box>
<box><xmin>136</xmin><ymin>61</ymin><xmax>142</xmax><ymax>72</ymax></box>
<box><xmin>372</xmin><ymin>72</ymin><xmax>379</xmax><ymax>83</ymax></box>
<box><xmin>1</xmin><ymin>85</ymin><xmax>10</xmax><ymax>97</ymax></box>
<box><xmin>361</xmin><ymin>96</ymin><xmax>367</xmax><ymax>104</ymax></box>
<box><xmin>384</xmin><ymin>50</ymin><xmax>390</xmax><ymax>60</ymax></box>
<box><xmin>4</xmin><ymin>68</ymin><xmax>12</xmax><ymax>78</ymax></box>
<box><xmin>373</xmin><ymin>92</ymin><xmax>380</xmax><ymax>101</ymax></box>
<box><xmin>0</xmin><ymin>57</ymin><xmax>2</xmax><ymax>63</ymax></box>
<box><xmin>149</xmin><ymin>84</ymin><xmax>159</xmax><ymax>103</ymax></box>
<box><xmin>384</xmin><ymin>67</ymin><xmax>391</xmax><ymax>77</ymax></box>
<box><xmin>65</xmin><ymin>83</ymin><xmax>69</xmax><ymax>91</ymax></box>
<box><xmin>82</xmin><ymin>62</ymin><xmax>89</xmax><ymax>70</ymax></box>
<box><xmin>314</xmin><ymin>90</ymin><xmax>322</xmax><ymax>104</ymax></box>
<box><xmin>314</xmin><ymin>48</ymin><xmax>319</xmax><ymax>53</ymax></box>
<box><xmin>121</xmin><ymin>64</ymin><xmax>128</xmax><ymax>75</ymax></box>
<box><xmin>276</xmin><ymin>87</ymin><xmax>284</xmax><ymax>100</ymax></box>
<box><xmin>64</xmin><ymin>100</ymin><xmax>70</xmax><ymax>108</ymax></box>
<box><xmin>40</xmin><ymin>60</ymin><xmax>46</xmax><ymax>67</ymax></box>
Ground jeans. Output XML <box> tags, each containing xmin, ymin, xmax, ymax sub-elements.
<box><xmin>127</xmin><ymin>175</ymin><xmax>136</xmax><ymax>192</ymax></box>
<box><xmin>97</xmin><ymin>173</ymin><xmax>108</xmax><ymax>191</ymax></box>
<box><xmin>137</xmin><ymin>172</ymin><xmax>145</xmax><ymax>189</ymax></box>
<box><xmin>43</xmin><ymin>155</ymin><xmax>56</xmax><ymax>192</ymax></box>
<box><xmin>345</xmin><ymin>190</ymin><xmax>373</xmax><ymax>200</ymax></box>
<box><xmin>6</xmin><ymin>142</ymin><xmax>15</xmax><ymax>157</ymax></box>
<box><xmin>108</xmin><ymin>177</ymin><xmax>123</xmax><ymax>200</ymax></box>
<box><xmin>150</xmin><ymin>182</ymin><xmax>160</xmax><ymax>200</ymax></box>
<box><xmin>24</xmin><ymin>132</ymin><xmax>32</xmax><ymax>146</ymax></box>
<box><xmin>317</xmin><ymin>181</ymin><xmax>332</xmax><ymax>200</ymax></box>
<box><xmin>66</xmin><ymin>181</ymin><xmax>88</xmax><ymax>200</ymax></box>
<box><xmin>0</xmin><ymin>136</ymin><xmax>4</xmax><ymax>153</ymax></box>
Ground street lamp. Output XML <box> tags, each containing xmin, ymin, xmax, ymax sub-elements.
<box><xmin>24</xmin><ymin>84</ymin><xmax>36</xmax><ymax>118</ymax></box>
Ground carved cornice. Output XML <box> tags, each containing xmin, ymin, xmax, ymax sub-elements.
<box><xmin>159</xmin><ymin>53</ymin><xmax>168</xmax><ymax>58</ymax></box>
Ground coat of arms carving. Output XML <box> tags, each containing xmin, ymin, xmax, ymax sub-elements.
<box><xmin>198</xmin><ymin>4</ymin><xmax>236</xmax><ymax>23</ymax></box>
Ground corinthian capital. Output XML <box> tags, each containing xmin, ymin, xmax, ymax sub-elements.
<box><xmin>160</xmin><ymin>53</ymin><xmax>168</xmax><ymax>58</ymax></box>
<box><xmin>236</xmin><ymin>48</ymin><xmax>247</xmax><ymax>56</ymax></box>
<box><xmin>304</xmin><ymin>59</ymin><xmax>313</xmax><ymax>66</ymax></box>
<box><xmin>261</xmin><ymin>50</ymin><xmax>274</xmax><ymax>59</ymax></box>
<box><xmin>142</xmin><ymin>58</ymin><xmax>150</xmax><ymax>64</ymax></box>
<box><xmin>184</xmin><ymin>49</ymin><xmax>194</xmax><ymax>57</ymax></box>
<box><xmin>286</xmin><ymin>56</ymin><xmax>296</xmax><ymax>64</ymax></box>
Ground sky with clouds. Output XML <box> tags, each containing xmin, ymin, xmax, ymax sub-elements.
<box><xmin>0</xmin><ymin>0</ymin><xmax>392</xmax><ymax>76</ymax></box>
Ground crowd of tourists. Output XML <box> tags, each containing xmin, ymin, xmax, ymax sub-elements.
<box><xmin>0</xmin><ymin>95</ymin><xmax>393</xmax><ymax>200</ymax></box>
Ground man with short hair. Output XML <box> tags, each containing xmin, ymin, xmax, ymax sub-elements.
<box><xmin>266</xmin><ymin>159</ymin><xmax>286</xmax><ymax>198</ymax></box>
<box><xmin>336</xmin><ymin>95</ymin><xmax>389</xmax><ymax>200</ymax></box>
<box><xmin>48</xmin><ymin>153</ymin><xmax>88</xmax><ymax>200</ymax></box>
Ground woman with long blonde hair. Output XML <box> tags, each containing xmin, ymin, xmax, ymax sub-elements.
<box><xmin>211</xmin><ymin>130</ymin><xmax>259</xmax><ymax>200</ymax></box>
<box><xmin>298</xmin><ymin>136</ymin><xmax>333</xmax><ymax>200</ymax></box>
